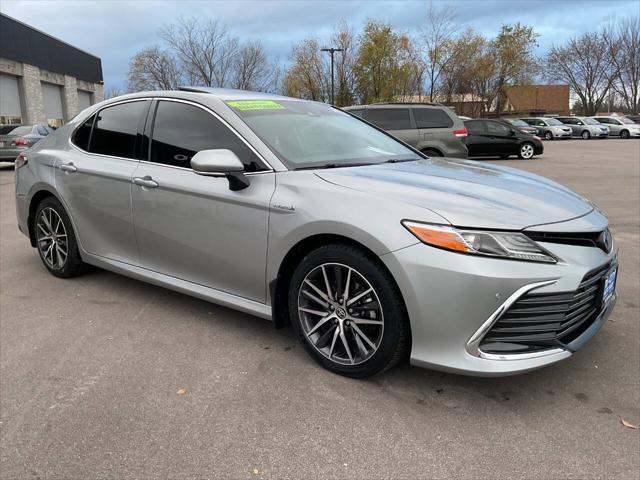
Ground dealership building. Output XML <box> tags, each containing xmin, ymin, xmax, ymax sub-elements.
<box><xmin>0</xmin><ymin>13</ymin><xmax>103</xmax><ymax>127</ymax></box>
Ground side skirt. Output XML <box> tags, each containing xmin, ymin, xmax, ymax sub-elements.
<box><xmin>83</xmin><ymin>253</ymin><xmax>273</xmax><ymax>321</ymax></box>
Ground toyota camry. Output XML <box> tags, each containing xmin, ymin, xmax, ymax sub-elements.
<box><xmin>14</xmin><ymin>88</ymin><xmax>618</xmax><ymax>377</ymax></box>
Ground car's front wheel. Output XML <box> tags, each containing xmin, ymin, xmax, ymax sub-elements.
<box><xmin>581</xmin><ymin>130</ymin><xmax>591</xmax><ymax>140</ymax></box>
<box><xmin>620</xmin><ymin>129</ymin><xmax>630</xmax><ymax>139</ymax></box>
<box><xmin>288</xmin><ymin>244</ymin><xmax>410</xmax><ymax>378</ymax></box>
<box><xmin>544</xmin><ymin>131</ymin><xmax>553</xmax><ymax>141</ymax></box>
<box><xmin>518</xmin><ymin>142</ymin><xmax>535</xmax><ymax>159</ymax></box>
<box><xmin>34</xmin><ymin>196</ymin><xmax>86</xmax><ymax>278</ymax></box>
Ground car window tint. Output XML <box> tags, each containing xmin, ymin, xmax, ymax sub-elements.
<box><xmin>521</xmin><ymin>119</ymin><xmax>534</xmax><ymax>126</ymax></box>
<box><xmin>465</xmin><ymin>120</ymin><xmax>486</xmax><ymax>135</ymax></box>
<box><xmin>486</xmin><ymin>121</ymin><xmax>511</xmax><ymax>135</ymax></box>
<box><xmin>413</xmin><ymin>108</ymin><xmax>454</xmax><ymax>128</ymax></box>
<box><xmin>89</xmin><ymin>101</ymin><xmax>148</xmax><ymax>159</ymax></box>
<box><xmin>150</xmin><ymin>100</ymin><xmax>264</xmax><ymax>172</ymax></box>
<box><xmin>348</xmin><ymin>109</ymin><xmax>364</xmax><ymax>118</ymax></box>
<box><xmin>366</xmin><ymin>108</ymin><xmax>412</xmax><ymax>130</ymax></box>
<box><xmin>72</xmin><ymin>115</ymin><xmax>95</xmax><ymax>151</ymax></box>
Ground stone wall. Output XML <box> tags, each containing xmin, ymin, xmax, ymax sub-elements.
<box><xmin>0</xmin><ymin>56</ymin><xmax>103</xmax><ymax>124</ymax></box>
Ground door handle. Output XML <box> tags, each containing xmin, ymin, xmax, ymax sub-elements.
<box><xmin>133</xmin><ymin>176</ymin><xmax>159</xmax><ymax>189</ymax></box>
<box><xmin>59</xmin><ymin>162</ymin><xmax>77</xmax><ymax>173</ymax></box>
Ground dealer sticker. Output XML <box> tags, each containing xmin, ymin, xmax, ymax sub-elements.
<box><xmin>227</xmin><ymin>100</ymin><xmax>285</xmax><ymax>111</ymax></box>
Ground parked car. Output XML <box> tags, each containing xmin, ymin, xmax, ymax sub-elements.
<box><xmin>500</xmin><ymin>118</ymin><xmax>538</xmax><ymax>135</ymax></box>
<box><xmin>343</xmin><ymin>103</ymin><xmax>468</xmax><ymax>158</ymax></box>
<box><xmin>555</xmin><ymin>116</ymin><xmax>609</xmax><ymax>139</ymax></box>
<box><xmin>15</xmin><ymin>88</ymin><xmax>618</xmax><ymax>378</ymax></box>
<box><xmin>623</xmin><ymin>115</ymin><xmax>640</xmax><ymax>123</ymax></box>
<box><xmin>464</xmin><ymin>119</ymin><xmax>543</xmax><ymax>159</ymax></box>
<box><xmin>590</xmin><ymin>116</ymin><xmax>640</xmax><ymax>138</ymax></box>
<box><xmin>0</xmin><ymin>124</ymin><xmax>53</xmax><ymax>161</ymax></box>
<box><xmin>520</xmin><ymin>117</ymin><xmax>572</xmax><ymax>140</ymax></box>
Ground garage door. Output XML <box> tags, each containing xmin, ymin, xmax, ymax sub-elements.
<box><xmin>0</xmin><ymin>73</ymin><xmax>23</xmax><ymax>123</ymax></box>
<box><xmin>42</xmin><ymin>82</ymin><xmax>64</xmax><ymax>126</ymax></box>
<box><xmin>78</xmin><ymin>90</ymin><xmax>92</xmax><ymax>111</ymax></box>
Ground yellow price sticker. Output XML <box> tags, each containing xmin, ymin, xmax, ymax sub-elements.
<box><xmin>227</xmin><ymin>100</ymin><xmax>285</xmax><ymax>111</ymax></box>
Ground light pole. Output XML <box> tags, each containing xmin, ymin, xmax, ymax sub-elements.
<box><xmin>321</xmin><ymin>47</ymin><xmax>343</xmax><ymax>105</ymax></box>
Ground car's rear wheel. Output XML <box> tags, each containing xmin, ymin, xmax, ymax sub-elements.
<box><xmin>544</xmin><ymin>131</ymin><xmax>553</xmax><ymax>141</ymax></box>
<box><xmin>581</xmin><ymin>130</ymin><xmax>591</xmax><ymax>140</ymax></box>
<box><xmin>288</xmin><ymin>244</ymin><xmax>410</xmax><ymax>378</ymax></box>
<box><xmin>518</xmin><ymin>142</ymin><xmax>535</xmax><ymax>159</ymax></box>
<box><xmin>421</xmin><ymin>148</ymin><xmax>441</xmax><ymax>157</ymax></box>
<box><xmin>620</xmin><ymin>129</ymin><xmax>630</xmax><ymax>139</ymax></box>
<box><xmin>34</xmin><ymin>197</ymin><xmax>86</xmax><ymax>278</ymax></box>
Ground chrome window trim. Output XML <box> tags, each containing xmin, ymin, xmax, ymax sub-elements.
<box><xmin>68</xmin><ymin>97</ymin><xmax>153</xmax><ymax>162</ymax></box>
<box><xmin>465</xmin><ymin>279</ymin><xmax>562</xmax><ymax>360</ymax></box>
<box><xmin>144</xmin><ymin>97</ymin><xmax>275</xmax><ymax>173</ymax></box>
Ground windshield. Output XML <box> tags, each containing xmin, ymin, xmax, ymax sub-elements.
<box><xmin>584</xmin><ymin>118</ymin><xmax>600</xmax><ymax>125</ymax></box>
<box><xmin>545</xmin><ymin>118</ymin><xmax>563</xmax><ymax>126</ymax></box>
<box><xmin>620</xmin><ymin>117</ymin><xmax>635</xmax><ymax>124</ymax></box>
<box><xmin>508</xmin><ymin>119</ymin><xmax>528</xmax><ymax>127</ymax></box>
<box><xmin>226</xmin><ymin>100</ymin><xmax>421</xmax><ymax>169</ymax></box>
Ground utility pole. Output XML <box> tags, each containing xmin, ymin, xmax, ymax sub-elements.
<box><xmin>321</xmin><ymin>47</ymin><xmax>343</xmax><ymax>105</ymax></box>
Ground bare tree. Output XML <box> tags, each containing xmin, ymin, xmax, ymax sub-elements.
<box><xmin>546</xmin><ymin>32</ymin><xmax>617</xmax><ymax>116</ymax></box>
<box><xmin>127</xmin><ymin>46</ymin><xmax>183</xmax><ymax>92</ymax></box>
<box><xmin>160</xmin><ymin>17</ymin><xmax>238</xmax><ymax>87</ymax></box>
<box><xmin>421</xmin><ymin>1</ymin><xmax>458</xmax><ymax>101</ymax></box>
<box><xmin>232</xmin><ymin>41</ymin><xmax>280</xmax><ymax>92</ymax></box>
<box><xmin>604</xmin><ymin>17</ymin><xmax>640</xmax><ymax>113</ymax></box>
<box><xmin>103</xmin><ymin>86</ymin><xmax>124</xmax><ymax>99</ymax></box>
<box><xmin>332</xmin><ymin>22</ymin><xmax>358</xmax><ymax>106</ymax></box>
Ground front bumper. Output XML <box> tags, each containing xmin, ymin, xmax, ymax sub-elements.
<box><xmin>381</xmin><ymin>222</ymin><xmax>618</xmax><ymax>376</ymax></box>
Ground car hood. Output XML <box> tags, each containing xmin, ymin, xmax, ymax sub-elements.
<box><xmin>316</xmin><ymin>159</ymin><xmax>593</xmax><ymax>230</ymax></box>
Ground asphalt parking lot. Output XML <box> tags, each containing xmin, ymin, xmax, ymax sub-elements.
<box><xmin>1</xmin><ymin>139</ymin><xmax>638</xmax><ymax>479</ymax></box>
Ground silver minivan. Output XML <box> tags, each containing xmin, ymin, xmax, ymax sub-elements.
<box><xmin>344</xmin><ymin>103</ymin><xmax>468</xmax><ymax>158</ymax></box>
<box><xmin>555</xmin><ymin>116</ymin><xmax>609</xmax><ymax>139</ymax></box>
<box><xmin>590</xmin><ymin>116</ymin><xmax>640</xmax><ymax>139</ymax></box>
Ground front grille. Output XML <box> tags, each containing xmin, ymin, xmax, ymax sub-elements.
<box><xmin>480</xmin><ymin>262</ymin><xmax>614</xmax><ymax>354</ymax></box>
<box><xmin>524</xmin><ymin>230</ymin><xmax>604</xmax><ymax>249</ymax></box>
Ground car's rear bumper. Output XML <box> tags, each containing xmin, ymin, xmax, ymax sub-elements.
<box><xmin>0</xmin><ymin>147</ymin><xmax>24</xmax><ymax>161</ymax></box>
<box><xmin>380</xmin><ymin>220</ymin><xmax>617</xmax><ymax>376</ymax></box>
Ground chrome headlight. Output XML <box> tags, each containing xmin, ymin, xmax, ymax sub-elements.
<box><xmin>402</xmin><ymin>221</ymin><xmax>557</xmax><ymax>263</ymax></box>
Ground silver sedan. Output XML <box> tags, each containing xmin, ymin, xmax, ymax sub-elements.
<box><xmin>14</xmin><ymin>89</ymin><xmax>618</xmax><ymax>378</ymax></box>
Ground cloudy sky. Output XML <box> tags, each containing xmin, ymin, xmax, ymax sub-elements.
<box><xmin>1</xmin><ymin>0</ymin><xmax>636</xmax><ymax>90</ymax></box>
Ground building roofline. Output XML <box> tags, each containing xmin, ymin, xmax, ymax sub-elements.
<box><xmin>0</xmin><ymin>13</ymin><xmax>101</xmax><ymax>60</ymax></box>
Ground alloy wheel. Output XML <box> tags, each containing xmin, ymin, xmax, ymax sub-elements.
<box><xmin>582</xmin><ymin>131</ymin><xmax>590</xmax><ymax>140</ymax></box>
<box><xmin>36</xmin><ymin>207</ymin><xmax>68</xmax><ymax>270</ymax></box>
<box><xmin>297</xmin><ymin>263</ymin><xmax>384</xmax><ymax>366</ymax></box>
<box><xmin>544</xmin><ymin>131</ymin><xmax>553</xmax><ymax>140</ymax></box>
<box><xmin>520</xmin><ymin>143</ymin><xmax>534</xmax><ymax>159</ymax></box>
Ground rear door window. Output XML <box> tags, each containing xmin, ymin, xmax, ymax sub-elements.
<box><xmin>413</xmin><ymin>108</ymin><xmax>454</xmax><ymax>128</ymax></box>
<box><xmin>366</xmin><ymin>108</ymin><xmax>413</xmax><ymax>130</ymax></box>
<box><xmin>486</xmin><ymin>121</ymin><xmax>511</xmax><ymax>136</ymax></box>
<box><xmin>464</xmin><ymin>120</ymin><xmax>486</xmax><ymax>135</ymax></box>
<box><xmin>149</xmin><ymin>100</ymin><xmax>265</xmax><ymax>172</ymax></box>
<box><xmin>89</xmin><ymin>101</ymin><xmax>149</xmax><ymax>159</ymax></box>
<box><xmin>72</xmin><ymin>115</ymin><xmax>95</xmax><ymax>151</ymax></box>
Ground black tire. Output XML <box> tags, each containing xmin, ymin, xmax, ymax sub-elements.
<box><xmin>33</xmin><ymin>196</ymin><xmax>86</xmax><ymax>278</ymax></box>
<box><xmin>620</xmin><ymin>129</ymin><xmax>630</xmax><ymax>139</ymax></box>
<box><xmin>518</xmin><ymin>142</ymin><xmax>535</xmax><ymax>159</ymax></box>
<box><xmin>288</xmin><ymin>244</ymin><xmax>410</xmax><ymax>378</ymax></box>
<box><xmin>581</xmin><ymin>130</ymin><xmax>591</xmax><ymax>140</ymax></box>
<box><xmin>421</xmin><ymin>148</ymin><xmax>442</xmax><ymax>157</ymax></box>
<box><xmin>544</xmin><ymin>131</ymin><xmax>553</xmax><ymax>141</ymax></box>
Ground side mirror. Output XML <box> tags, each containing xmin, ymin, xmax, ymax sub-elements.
<box><xmin>191</xmin><ymin>149</ymin><xmax>250</xmax><ymax>191</ymax></box>
<box><xmin>577</xmin><ymin>121</ymin><xmax>584</xmax><ymax>125</ymax></box>
<box><xmin>510</xmin><ymin>129</ymin><xmax>517</xmax><ymax>136</ymax></box>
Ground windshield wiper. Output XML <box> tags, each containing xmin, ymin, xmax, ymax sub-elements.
<box><xmin>294</xmin><ymin>162</ymin><xmax>373</xmax><ymax>171</ymax></box>
<box><xmin>384</xmin><ymin>158</ymin><xmax>420</xmax><ymax>163</ymax></box>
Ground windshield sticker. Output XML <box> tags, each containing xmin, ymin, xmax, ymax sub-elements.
<box><xmin>227</xmin><ymin>100</ymin><xmax>285</xmax><ymax>111</ymax></box>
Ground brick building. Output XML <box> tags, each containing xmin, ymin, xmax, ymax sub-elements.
<box><xmin>501</xmin><ymin>84</ymin><xmax>570</xmax><ymax>117</ymax></box>
<box><xmin>0</xmin><ymin>13</ymin><xmax>103</xmax><ymax>127</ymax></box>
